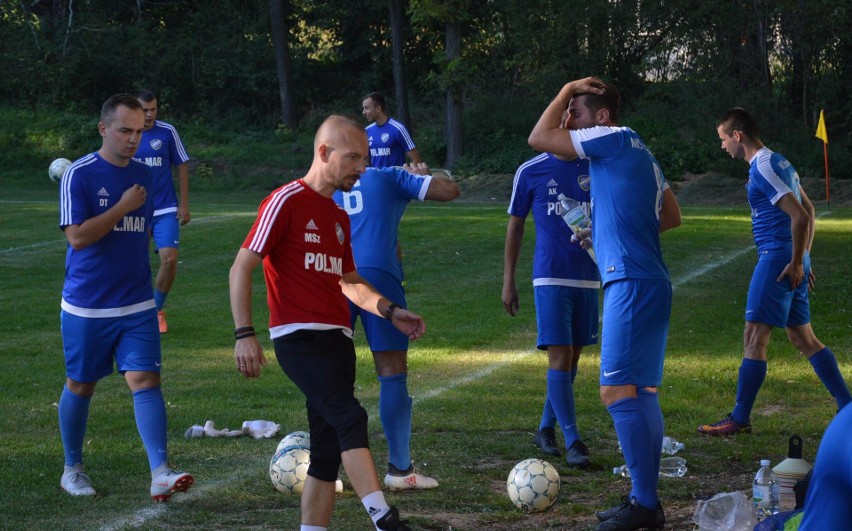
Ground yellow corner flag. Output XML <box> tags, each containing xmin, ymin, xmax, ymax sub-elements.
<box><xmin>816</xmin><ymin>110</ymin><xmax>829</xmax><ymax>144</ymax></box>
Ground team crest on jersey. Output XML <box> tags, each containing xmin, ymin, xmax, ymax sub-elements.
<box><xmin>381</xmin><ymin>133</ymin><xmax>390</xmax><ymax>143</ymax></box>
<box><xmin>335</xmin><ymin>223</ymin><xmax>344</xmax><ymax>244</ymax></box>
<box><xmin>578</xmin><ymin>174</ymin><xmax>591</xmax><ymax>191</ymax></box>
<box><xmin>149</xmin><ymin>139</ymin><xmax>163</xmax><ymax>150</ymax></box>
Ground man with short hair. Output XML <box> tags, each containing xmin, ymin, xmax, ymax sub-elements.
<box><xmin>57</xmin><ymin>93</ymin><xmax>193</xmax><ymax>502</ymax></box>
<box><xmin>529</xmin><ymin>77</ymin><xmax>681</xmax><ymax>531</ymax></box>
<box><xmin>362</xmin><ymin>92</ymin><xmax>421</xmax><ymax>167</ymax></box>
<box><xmin>134</xmin><ymin>89</ymin><xmax>192</xmax><ymax>334</ymax></box>
<box><xmin>334</xmin><ymin>161</ymin><xmax>459</xmax><ymax>490</ymax></box>
<box><xmin>698</xmin><ymin>107</ymin><xmax>851</xmax><ymax>436</ymax></box>
<box><xmin>229</xmin><ymin>115</ymin><xmax>422</xmax><ymax>531</ymax></box>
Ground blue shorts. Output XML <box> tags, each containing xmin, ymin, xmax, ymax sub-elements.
<box><xmin>600</xmin><ymin>279</ymin><xmax>671</xmax><ymax>387</ymax></box>
<box><xmin>151</xmin><ymin>212</ymin><xmax>180</xmax><ymax>250</ymax></box>
<box><xmin>61</xmin><ymin>309</ymin><xmax>161</xmax><ymax>382</ymax></box>
<box><xmin>745</xmin><ymin>252</ymin><xmax>810</xmax><ymax>328</ymax></box>
<box><xmin>534</xmin><ymin>285</ymin><xmax>599</xmax><ymax>349</ymax></box>
<box><xmin>350</xmin><ymin>268</ymin><xmax>408</xmax><ymax>352</ymax></box>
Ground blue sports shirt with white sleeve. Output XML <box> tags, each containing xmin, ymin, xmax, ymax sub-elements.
<box><xmin>134</xmin><ymin>120</ymin><xmax>190</xmax><ymax>217</ymax></box>
<box><xmin>365</xmin><ymin>119</ymin><xmax>416</xmax><ymax>168</ymax></box>
<box><xmin>746</xmin><ymin>147</ymin><xmax>802</xmax><ymax>254</ymax></box>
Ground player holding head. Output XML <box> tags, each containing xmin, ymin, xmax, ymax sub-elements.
<box><xmin>697</xmin><ymin>108</ymin><xmax>851</xmax><ymax>436</ymax></box>
<box><xmin>529</xmin><ymin>77</ymin><xmax>682</xmax><ymax>531</ymax></box>
<box><xmin>362</xmin><ymin>92</ymin><xmax>421</xmax><ymax>167</ymax></box>
<box><xmin>229</xmin><ymin>115</ymin><xmax>423</xmax><ymax>531</ymax></box>
<box><xmin>134</xmin><ymin>89</ymin><xmax>192</xmax><ymax>334</ymax></box>
<box><xmin>57</xmin><ymin>93</ymin><xmax>193</xmax><ymax>501</ymax></box>
<box><xmin>503</xmin><ymin>108</ymin><xmax>600</xmax><ymax>469</ymax></box>
<box><xmin>333</xmin><ymin>161</ymin><xmax>459</xmax><ymax>490</ymax></box>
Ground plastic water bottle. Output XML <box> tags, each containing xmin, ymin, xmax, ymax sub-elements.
<box><xmin>557</xmin><ymin>193</ymin><xmax>597</xmax><ymax>263</ymax></box>
<box><xmin>612</xmin><ymin>457</ymin><xmax>687</xmax><ymax>478</ymax></box>
<box><xmin>753</xmin><ymin>459</ymin><xmax>780</xmax><ymax>520</ymax></box>
<box><xmin>661</xmin><ymin>436</ymin><xmax>685</xmax><ymax>455</ymax></box>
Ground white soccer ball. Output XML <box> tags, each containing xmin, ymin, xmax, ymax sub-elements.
<box><xmin>276</xmin><ymin>430</ymin><xmax>310</xmax><ymax>454</ymax></box>
<box><xmin>506</xmin><ymin>458</ymin><xmax>561</xmax><ymax>513</ymax></box>
<box><xmin>49</xmin><ymin>158</ymin><xmax>72</xmax><ymax>184</ymax></box>
<box><xmin>270</xmin><ymin>447</ymin><xmax>311</xmax><ymax>494</ymax></box>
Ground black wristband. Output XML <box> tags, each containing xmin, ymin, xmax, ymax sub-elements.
<box><xmin>235</xmin><ymin>332</ymin><xmax>256</xmax><ymax>340</ymax></box>
<box><xmin>235</xmin><ymin>326</ymin><xmax>255</xmax><ymax>339</ymax></box>
<box><xmin>384</xmin><ymin>303</ymin><xmax>401</xmax><ymax>320</ymax></box>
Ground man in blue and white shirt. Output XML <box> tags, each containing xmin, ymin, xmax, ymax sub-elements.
<box><xmin>698</xmin><ymin>108</ymin><xmax>850</xmax><ymax>436</ymax></box>
<box><xmin>529</xmin><ymin>77</ymin><xmax>681</xmax><ymax>531</ymax></box>
<box><xmin>362</xmin><ymin>92</ymin><xmax>421</xmax><ymax>168</ymax></box>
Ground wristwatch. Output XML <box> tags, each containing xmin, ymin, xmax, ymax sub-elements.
<box><xmin>384</xmin><ymin>303</ymin><xmax>400</xmax><ymax>320</ymax></box>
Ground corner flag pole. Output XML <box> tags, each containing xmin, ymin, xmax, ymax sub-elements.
<box><xmin>815</xmin><ymin>110</ymin><xmax>830</xmax><ymax>209</ymax></box>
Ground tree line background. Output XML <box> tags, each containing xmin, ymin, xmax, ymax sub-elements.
<box><xmin>2</xmin><ymin>0</ymin><xmax>849</xmax><ymax>183</ymax></box>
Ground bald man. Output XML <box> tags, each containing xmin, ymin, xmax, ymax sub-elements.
<box><xmin>229</xmin><ymin>116</ymin><xmax>421</xmax><ymax>531</ymax></box>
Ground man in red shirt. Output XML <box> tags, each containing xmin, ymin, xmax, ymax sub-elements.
<box><xmin>229</xmin><ymin>115</ymin><xmax>424</xmax><ymax>531</ymax></box>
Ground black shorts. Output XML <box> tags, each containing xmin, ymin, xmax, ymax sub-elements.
<box><xmin>274</xmin><ymin>329</ymin><xmax>369</xmax><ymax>481</ymax></box>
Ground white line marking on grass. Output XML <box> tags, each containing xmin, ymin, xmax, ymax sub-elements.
<box><xmin>671</xmin><ymin>245</ymin><xmax>754</xmax><ymax>289</ymax></box>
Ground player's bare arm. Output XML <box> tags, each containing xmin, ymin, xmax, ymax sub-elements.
<box><xmin>502</xmin><ymin>216</ymin><xmax>525</xmax><ymax>316</ymax></box>
<box><xmin>64</xmin><ymin>184</ymin><xmax>147</xmax><ymax>250</ymax></box>
<box><xmin>340</xmin><ymin>270</ymin><xmax>426</xmax><ymax>340</ymax></box>
<box><xmin>659</xmin><ymin>187</ymin><xmax>682</xmax><ymax>233</ymax></box>
<box><xmin>229</xmin><ymin>248</ymin><xmax>267</xmax><ymax>378</ymax></box>
<box><xmin>177</xmin><ymin>163</ymin><xmax>190</xmax><ymax>225</ymax></box>
<box><xmin>406</xmin><ymin>147</ymin><xmax>422</xmax><ymax>165</ymax></box>
<box><xmin>775</xmin><ymin>193</ymin><xmax>809</xmax><ymax>288</ymax></box>
<box><xmin>528</xmin><ymin>77</ymin><xmax>605</xmax><ymax>158</ymax></box>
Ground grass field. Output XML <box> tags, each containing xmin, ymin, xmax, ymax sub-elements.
<box><xmin>1</xmin><ymin>181</ymin><xmax>849</xmax><ymax>530</ymax></box>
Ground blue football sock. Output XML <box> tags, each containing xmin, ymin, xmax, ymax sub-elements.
<box><xmin>637</xmin><ymin>388</ymin><xmax>664</xmax><ymax>474</ymax></box>
<box><xmin>809</xmin><ymin>347</ymin><xmax>852</xmax><ymax>410</ymax></box>
<box><xmin>547</xmin><ymin>369</ymin><xmax>579</xmax><ymax>445</ymax></box>
<box><xmin>378</xmin><ymin>373</ymin><xmax>412</xmax><ymax>471</ymax></box>
<box><xmin>154</xmin><ymin>289</ymin><xmax>167</xmax><ymax>311</ymax></box>
<box><xmin>608</xmin><ymin>397</ymin><xmax>658</xmax><ymax>509</ymax></box>
<box><xmin>132</xmin><ymin>387</ymin><xmax>169</xmax><ymax>471</ymax></box>
<box><xmin>539</xmin><ymin>399</ymin><xmax>556</xmax><ymax>431</ymax></box>
<box><xmin>731</xmin><ymin>358</ymin><xmax>767</xmax><ymax>425</ymax></box>
<box><xmin>58</xmin><ymin>385</ymin><xmax>91</xmax><ymax>466</ymax></box>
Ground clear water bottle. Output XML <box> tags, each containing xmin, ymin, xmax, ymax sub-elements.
<box><xmin>661</xmin><ymin>436</ymin><xmax>685</xmax><ymax>455</ymax></box>
<box><xmin>612</xmin><ymin>457</ymin><xmax>687</xmax><ymax>478</ymax></box>
<box><xmin>753</xmin><ymin>459</ymin><xmax>780</xmax><ymax>520</ymax></box>
<box><xmin>557</xmin><ymin>193</ymin><xmax>597</xmax><ymax>263</ymax></box>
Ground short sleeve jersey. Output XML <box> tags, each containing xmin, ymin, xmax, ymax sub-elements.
<box><xmin>747</xmin><ymin>147</ymin><xmax>802</xmax><ymax>255</ymax></box>
<box><xmin>134</xmin><ymin>120</ymin><xmax>191</xmax><ymax>216</ymax></box>
<box><xmin>332</xmin><ymin>167</ymin><xmax>430</xmax><ymax>279</ymax></box>
<box><xmin>242</xmin><ymin>180</ymin><xmax>356</xmax><ymax>338</ymax></box>
<box><xmin>570</xmin><ymin>126</ymin><xmax>669</xmax><ymax>286</ymax></box>
<box><xmin>507</xmin><ymin>153</ymin><xmax>600</xmax><ymax>288</ymax></box>
<box><xmin>365</xmin><ymin>118</ymin><xmax>416</xmax><ymax>168</ymax></box>
<box><xmin>59</xmin><ymin>153</ymin><xmax>155</xmax><ymax>316</ymax></box>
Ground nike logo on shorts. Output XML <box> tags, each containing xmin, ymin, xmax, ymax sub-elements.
<box><xmin>603</xmin><ymin>369</ymin><xmax>623</xmax><ymax>377</ymax></box>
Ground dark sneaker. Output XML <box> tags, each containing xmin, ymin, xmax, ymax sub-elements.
<box><xmin>533</xmin><ymin>427</ymin><xmax>562</xmax><ymax>457</ymax></box>
<box><xmin>565</xmin><ymin>439</ymin><xmax>591</xmax><ymax>469</ymax></box>
<box><xmin>375</xmin><ymin>506</ymin><xmax>411</xmax><ymax>531</ymax></box>
<box><xmin>697</xmin><ymin>413</ymin><xmax>752</xmax><ymax>436</ymax></box>
<box><xmin>597</xmin><ymin>496</ymin><xmax>665</xmax><ymax>528</ymax></box>
<box><xmin>595</xmin><ymin>497</ymin><xmax>665</xmax><ymax>530</ymax></box>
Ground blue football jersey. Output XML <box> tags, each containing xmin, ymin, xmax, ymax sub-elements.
<box><xmin>134</xmin><ymin>120</ymin><xmax>190</xmax><ymax>216</ymax></box>
<box><xmin>59</xmin><ymin>153</ymin><xmax>155</xmax><ymax>316</ymax></box>
<box><xmin>333</xmin><ymin>166</ymin><xmax>430</xmax><ymax>278</ymax></box>
<box><xmin>747</xmin><ymin>147</ymin><xmax>802</xmax><ymax>254</ymax></box>
<box><xmin>365</xmin><ymin>119</ymin><xmax>416</xmax><ymax>168</ymax></box>
<box><xmin>507</xmin><ymin>153</ymin><xmax>599</xmax><ymax>287</ymax></box>
<box><xmin>570</xmin><ymin>126</ymin><xmax>670</xmax><ymax>286</ymax></box>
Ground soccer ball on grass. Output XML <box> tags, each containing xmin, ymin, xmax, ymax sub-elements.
<box><xmin>506</xmin><ymin>458</ymin><xmax>561</xmax><ymax>512</ymax></box>
<box><xmin>49</xmin><ymin>158</ymin><xmax>72</xmax><ymax>184</ymax></box>
<box><xmin>276</xmin><ymin>430</ymin><xmax>310</xmax><ymax>454</ymax></box>
<box><xmin>270</xmin><ymin>446</ymin><xmax>311</xmax><ymax>494</ymax></box>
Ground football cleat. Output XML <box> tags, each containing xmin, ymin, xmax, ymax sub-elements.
<box><xmin>150</xmin><ymin>466</ymin><xmax>193</xmax><ymax>502</ymax></box>
<box><xmin>384</xmin><ymin>463</ymin><xmax>438</xmax><ymax>491</ymax></box>
<box><xmin>60</xmin><ymin>464</ymin><xmax>97</xmax><ymax>496</ymax></box>
<box><xmin>157</xmin><ymin>311</ymin><xmax>168</xmax><ymax>334</ymax></box>
<box><xmin>375</xmin><ymin>506</ymin><xmax>412</xmax><ymax>531</ymax></box>
<box><xmin>697</xmin><ymin>413</ymin><xmax>752</xmax><ymax>436</ymax></box>
<box><xmin>595</xmin><ymin>497</ymin><xmax>665</xmax><ymax>530</ymax></box>
<box><xmin>533</xmin><ymin>427</ymin><xmax>563</xmax><ymax>457</ymax></box>
<box><xmin>565</xmin><ymin>439</ymin><xmax>591</xmax><ymax>469</ymax></box>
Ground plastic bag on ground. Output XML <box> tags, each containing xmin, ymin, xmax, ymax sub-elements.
<box><xmin>692</xmin><ymin>491</ymin><xmax>756</xmax><ymax>531</ymax></box>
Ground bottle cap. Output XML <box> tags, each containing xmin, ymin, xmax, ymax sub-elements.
<box><xmin>760</xmin><ymin>459</ymin><xmax>770</xmax><ymax>466</ymax></box>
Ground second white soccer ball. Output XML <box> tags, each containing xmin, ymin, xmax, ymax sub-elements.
<box><xmin>276</xmin><ymin>430</ymin><xmax>310</xmax><ymax>454</ymax></box>
<box><xmin>506</xmin><ymin>458</ymin><xmax>561</xmax><ymax>513</ymax></box>
<box><xmin>48</xmin><ymin>158</ymin><xmax>72</xmax><ymax>184</ymax></box>
<box><xmin>270</xmin><ymin>447</ymin><xmax>311</xmax><ymax>494</ymax></box>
